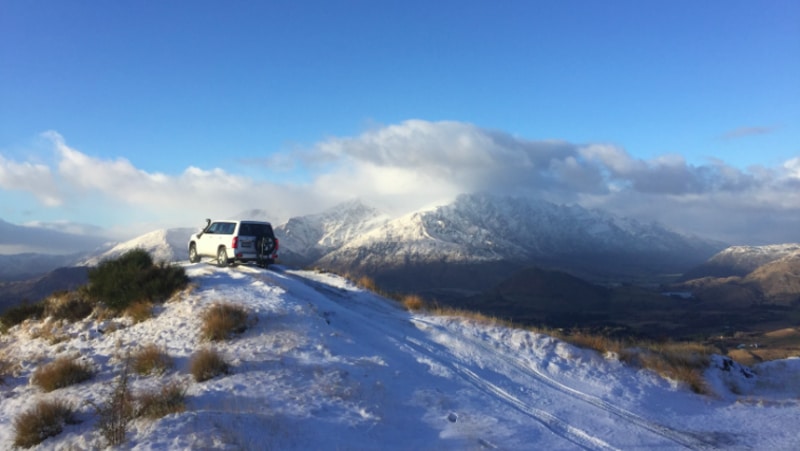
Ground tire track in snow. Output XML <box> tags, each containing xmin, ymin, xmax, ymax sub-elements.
<box><xmin>400</xmin><ymin>336</ymin><xmax>620</xmax><ymax>451</ymax></box>
<box><xmin>286</xmin><ymin>271</ymin><xmax>617</xmax><ymax>449</ymax></box>
<box><xmin>411</xmin><ymin>317</ymin><xmax>722</xmax><ymax>450</ymax></box>
<box><xmin>284</xmin><ymin>270</ymin><xmax>720</xmax><ymax>449</ymax></box>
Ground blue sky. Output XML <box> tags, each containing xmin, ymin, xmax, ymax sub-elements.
<box><xmin>1</xmin><ymin>1</ymin><xmax>799</xmax><ymax>248</ymax></box>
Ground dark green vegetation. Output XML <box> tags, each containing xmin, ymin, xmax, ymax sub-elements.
<box><xmin>1</xmin><ymin>249</ymin><xmax>188</xmax><ymax>332</ymax></box>
<box><xmin>87</xmin><ymin>249</ymin><xmax>188</xmax><ymax>311</ymax></box>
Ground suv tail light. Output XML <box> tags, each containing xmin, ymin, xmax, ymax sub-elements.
<box><xmin>274</xmin><ymin>238</ymin><xmax>279</xmax><ymax>251</ymax></box>
<box><xmin>231</xmin><ymin>236</ymin><xmax>239</xmax><ymax>249</ymax></box>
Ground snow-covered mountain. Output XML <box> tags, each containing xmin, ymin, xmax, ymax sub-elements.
<box><xmin>298</xmin><ymin>193</ymin><xmax>724</xmax><ymax>286</ymax></box>
<box><xmin>274</xmin><ymin>200</ymin><xmax>390</xmax><ymax>266</ymax></box>
<box><xmin>682</xmin><ymin>243</ymin><xmax>800</xmax><ymax>279</ymax></box>
<box><xmin>1</xmin><ymin>264</ymin><xmax>798</xmax><ymax>449</ymax></box>
<box><xmin>80</xmin><ymin>228</ymin><xmax>195</xmax><ymax>266</ymax></box>
<box><xmin>676</xmin><ymin>244</ymin><xmax>800</xmax><ymax>306</ymax></box>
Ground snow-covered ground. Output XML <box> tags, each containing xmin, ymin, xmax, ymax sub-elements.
<box><xmin>1</xmin><ymin>264</ymin><xmax>799</xmax><ymax>450</ymax></box>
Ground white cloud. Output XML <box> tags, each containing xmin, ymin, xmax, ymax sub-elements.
<box><xmin>0</xmin><ymin>153</ymin><xmax>61</xmax><ymax>206</ymax></box>
<box><xmin>2</xmin><ymin>123</ymin><xmax>799</xmax><ymax>245</ymax></box>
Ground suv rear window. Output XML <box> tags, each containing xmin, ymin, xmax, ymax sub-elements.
<box><xmin>239</xmin><ymin>223</ymin><xmax>274</xmax><ymax>237</ymax></box>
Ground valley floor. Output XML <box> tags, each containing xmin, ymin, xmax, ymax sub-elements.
<box><xmin>1</xmin><ymin>264</ymin><xmax>799</xmax><ymax>450</ymax></box>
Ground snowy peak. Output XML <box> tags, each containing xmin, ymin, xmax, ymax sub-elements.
<box><xmin>682</xmin><ymin>243</ymin><xmax>800</xmax><ymax>279</ymax></box>
<box><xmin>275</xmin><ymin>199</ymin><xmax>390</xmax><ymax>263</ymax></box>
<box><xmin>314</xmin><ymin>193</ymin><xmax>723</xmax><ymax>282</ymax></box>
<box><xmin>80</xmin><ymin>228</ymin><xmax>194</xmax><ymax>266</ymax></box>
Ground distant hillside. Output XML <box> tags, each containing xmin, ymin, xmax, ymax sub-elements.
<box><xmin>674</xmin><ymin>244</ymin><xmax>800</xmax><ymax>307</ymax></box>
<box><xmin>0</xmin><ymin>266</ymin><xmax>89</xmax><ymax>313</ymax></box>
<box><xmin>680</xmin><ymin>244</ymin><xmax>800</xmax><ymax>280</ymax></box>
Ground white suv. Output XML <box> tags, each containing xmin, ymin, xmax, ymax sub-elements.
<box><xmin>188</xmin><ymin>219</ymin><xmax>279</xmax><ymax>267</ymax></box>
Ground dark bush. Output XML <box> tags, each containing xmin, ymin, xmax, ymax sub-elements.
<box><xmin>1</xmin><ymin>301</ymin><xmax>45</xmax><ymax>333</ymax></box>
<box><xmin>87</xmin><ymin>249</ymin><xmax>188</xmax><ymax>311</ymax></box>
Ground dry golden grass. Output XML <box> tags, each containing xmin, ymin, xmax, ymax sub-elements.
<box><xmin>136</xmin><ymin>380</ymin><xmax>187</xmax><ymax>419</ymax></box>
<box><xmin>401</xmin><ymin>294</ymin><xmax>426</xmax><ymax>311</ymax></box>
<box><xmin>31</xmin><ymin>357</ymin><xmax>93</xmax><ymax>392</ymax></box>
<box><xmin>131</xmin><ymin>344</ymin><xmax>173</xmax><ymax>376</ymax></box>
<box><xmin>355</xmin><ymin>275</ymin><xmax>378</xmax><ymax>292</ymax></box>
<box><xmin>201</xmin><ymin>302</ymin><xmax>250</xmax><ymax>341</ymax></box>
<box><xmin>428</xmin><ymin>305</ymin><xmax>517</xmax><ymax>328</ymax></box>
<box><xmin>190</xmin><ymin>347</ymin><xmax>229</xmax><ymax>382</ymax></box>
<box><xmin>13</xmin><ymin>399</ymin><xmax>77</xmax><ymax>448</ymax></box>
<box><xmin>44</xmin><ymin>290</ymin><xmax>94</xmax><ymax>322</ymax></box>
<box><xmin>124</xmin><ymin>300</ymin><xmax>154</xmax><ymax>324</ymax></box>
<box><xmin>628</xmin><ymin>342</ymin><xmax>715</xmax><ymax>394</ymax></box>
<box><xmin>0</xmin><ymin>353</ymin><xmax>17</xmax><ymax>384</ymax></box>
<box><xmin>29</xmin><ymin>321</ymin><xmax>70</xmax><ymax>345</ymax></box>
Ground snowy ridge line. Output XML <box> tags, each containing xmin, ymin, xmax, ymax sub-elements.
<box><xmin>410</xmin><ymin>317</ymin><xmax>722</xmax><ymax>450</ymax></box>
<box><xmin>281</xmin><ymin>271</ymin><xmax>631</xmax><ymax>449</ymax></box>
<box><xmin>400</xmin><ymin>336</ymin><xmax>619</xmax><ymax>451</ymax></box>
<box><xmin>284</xmin><ymin>268</ymin><xmax>714</xmax><ymax>449</ymax></box>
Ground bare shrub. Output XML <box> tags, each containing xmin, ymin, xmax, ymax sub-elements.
<box><xmin>190</xmin><ymin>347</ymin><xmax>229</xmax><ymax>382</ymax></box>
<box><xmin>131</xmin><ymin>343</ymin><xmax>173</xmax><ymax>376</ymax></box>
<box><xmin>136</xmin><ymin>380</ymin><xmax>187</xmax><ymax>419</ymax></box>
<box><xmin>13</xmin><ymin>399</ymin><xmax>77</xmax><ymax>448</ymax></box>
<box><xmin>201</xmin><ymin>303</ymin><xmax>250</xmax><ymax>341</ymax></box>
<box><xmin>31</xmin><ymin>357</ymin><xmax>93</xmax><ymax>392</ymax></box>
<box><xmin>124</xmin><ymin>300</ymin><xmax>154</xmax><ymax>324</ymax></box>
<box><xmin>401</xmin><ymin>294</ymin><xmax>426</xmax><ymax>311</ymax></box>
<box><xmin>94</xmin><ymin>361</ymin><xmax>135</xmax><ymax>447</ymax></box>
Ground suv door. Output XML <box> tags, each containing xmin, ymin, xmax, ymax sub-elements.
<box><xmin>198</xmin><ymin>222</ymin><xmax>224</xmax><ymax>257</ymax></box>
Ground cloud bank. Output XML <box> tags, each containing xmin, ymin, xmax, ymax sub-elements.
<box><xmin>1</xmin><ymin>121</ymin><xmax>798</xmax><ymax>246</ymax></box>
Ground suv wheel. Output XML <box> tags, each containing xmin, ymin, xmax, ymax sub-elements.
<box><xmin>217</xmin><ymin>247</ymin><xmax>229</xmax><ymax>267</ymax></box>
<box><xmin>189</xmin><ymin>244</ymin><xmax>200</xmax><ymax>263</ymax></box>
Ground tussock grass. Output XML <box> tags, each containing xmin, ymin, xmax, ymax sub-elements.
<box><xmin>201</xmin><ymin>302</ymin><xmax>250</xmax><ymax>341</ymax></box>
<box><xmin>31</xmin><ymin>357</ymin><xmax>93</xmax><ymax>392</ymax></box>
<box><xmin>44</xmin><ymin>289</ymin><xmax>94</xmax><ymax>322</ymax></box>
<box><xmin>29</xmin><ymin>321</ymin><xmax>70</xmax><ymax>345</ymax></box>
<box><xmin>131</xmin><ymin>344</ymin><xmax>173</xmax><ymax>376</ymax></box>
<box><xmin>136</xmin><ymin>381</ymin><xmax>187</xmax><ymax>419</ymax></box>
<box><xmin>355</xmin><ymin>275</ymin><xmax>379</xmax><ymax>292</ymax></box>
<box><xmin>13</xmin><ymin>399</ymin><xmax>77</xmax><ymax>448</ymax></box>
<box><xmin>622</xmin><ymin>342</ymin><xmax>715</xmax><ymax>394</ymax></box>
<box><xmin>1</xmin><ymin>353</ymin><xmax>17</xmax><ymax>384</ymax></box>
<box><xmin>400</xmin><ymin>294</ymin><xmax>426</xmax><ymax>311</ymax></box>
<box><xmin>428</xmin><ymin>305</ymin><xmax>517</xmax><ymax>328</ymax></box>
<box><xmin>125</xmin><ymin>300</ymin><xmax>154</xmax><ymax>323</ymax></box>
<box><xmin>190</xmin><ymin>347</ymin><xmax>230</xmax><ymax>382</ymax></box>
